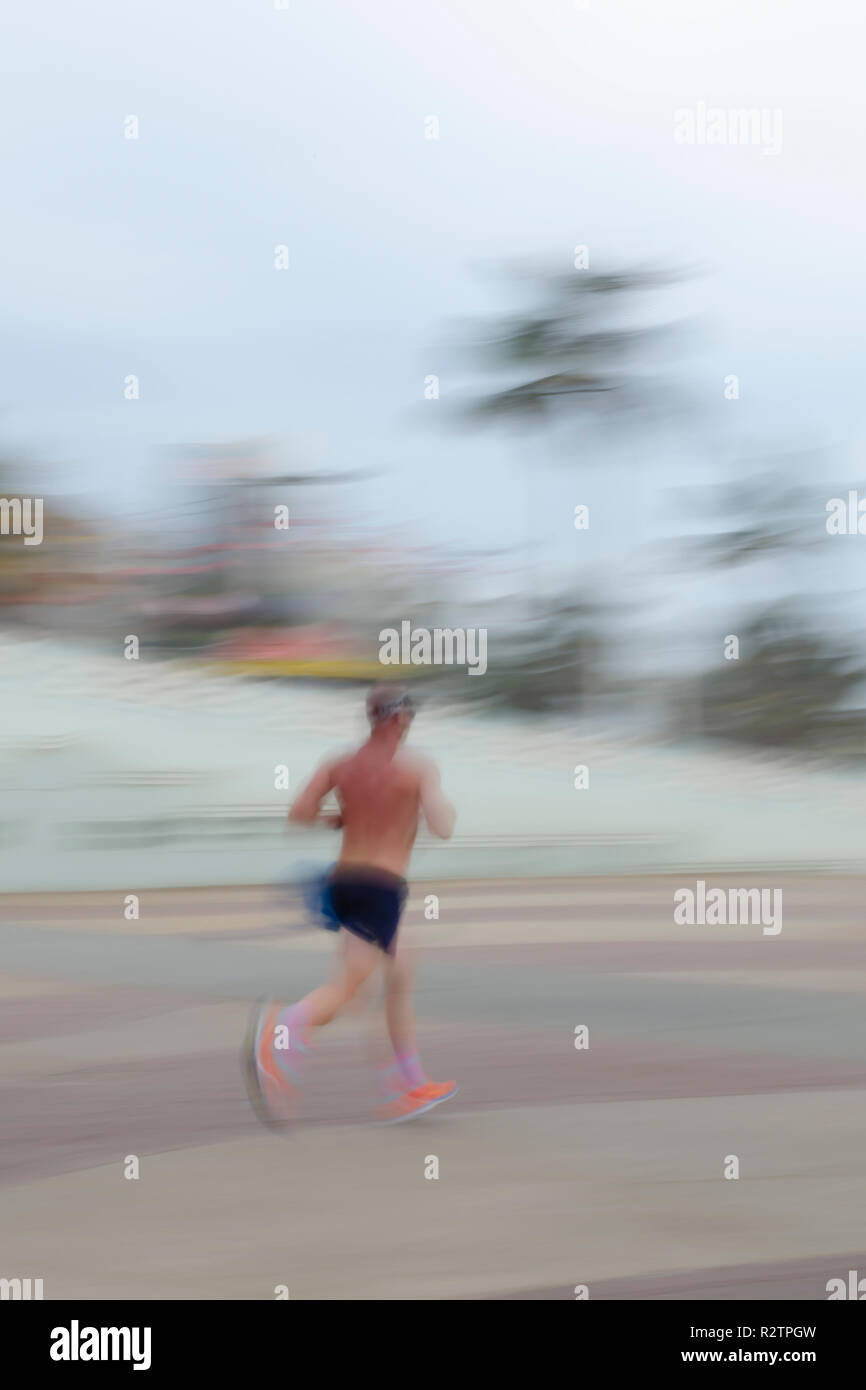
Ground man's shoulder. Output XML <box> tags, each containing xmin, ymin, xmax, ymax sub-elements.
<box><xmin>396</xmin><ymin>748</ymin><xmax>437</xmax><ymax>778</ymax></box>
<box><xmin>325</xmin><ymin>745</ymin><xmax>359</xmax><ymax>774</ymax></box>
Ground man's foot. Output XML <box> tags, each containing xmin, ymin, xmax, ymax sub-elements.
<box><xmin>376</xmin><ymin>1080</ymin><xmax>459</xmax><ymax>1125</ymax></box>
<box><xmin>242</xmin><ymin>999</ymin><xmax>300</xmax><ymax>1131</ymax></box>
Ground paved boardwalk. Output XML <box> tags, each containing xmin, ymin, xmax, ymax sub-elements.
<box><xmin>1</xmin><ymin>876</ymin><xmax>864</xmax><ymax>1300</ymax></box>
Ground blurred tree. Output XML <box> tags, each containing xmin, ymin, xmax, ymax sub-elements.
<box><xmin>697</xmin><ymin>602</ymin><xmax>865</xmax><ymax>749</ymax></box>
<box><xmin>456</xmin><ymin>593</ymin><xmax>614</xmax><ymax>714</ymax></box>
<box><xmin>674</xmin><ymin>453</ymin><xmax>866</xmax><ymax>751</ymax></box>
<box><xmin>675</xmin><ymin>452</ymin><xmax>826</xmax><ymax>572</ymax></box>
<box><xmin>446</xmin><ymin>265</ymin><xmax>686</xmax><ymax>714</ymax></box>
<box><xmin>460</xmin><ymin>265</ymin><xmax>684</xmax><ymax>429</ymax></box>
<box><xmin>439</xmin><ymin>262</ymin><xmax>692</xmax><ymax>717</ymax></box>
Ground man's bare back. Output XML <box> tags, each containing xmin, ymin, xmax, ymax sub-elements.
<box><xmin>288</xmin><ymin>691</ymin><xmax>455</xmax><ymax>878</ymax></box>
<box><xmin>332</xmin><ymin>743</ymin><xmax>422</xmax><ymax>876</ymax></box>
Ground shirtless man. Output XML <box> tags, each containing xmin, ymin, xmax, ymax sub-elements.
<box><xmin>245</xmin><ymin>684</ymin><xmax>458</xmax><ymax>1126</ymax></box>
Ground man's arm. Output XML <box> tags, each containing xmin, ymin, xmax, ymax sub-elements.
<box><xmin>288</xmin><ymin>760</ymin><xmax>337</xmax><ymax>826</ymax></box>
<box><xmin>418</xmin><ymin>757</ymin><xmax>456</xmax><ymax>840</ymax></box>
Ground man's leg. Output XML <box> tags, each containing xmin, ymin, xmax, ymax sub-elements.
<box><xmin>382</xmin><ymin>943</ymin><xmax>427</xmax><ymax>1091</ymax></box>
<box><xmin>274</xmin><ymin>929</ymin><xmax>380</xmax><ymax>1061</ymax></box>
<box><xmin>376</xmin><ymin>943</ymin><xmax>459</xmax><ymax>1122</ymax></box>
<box><xmin>247</xmin><ymin>931</ymin><xmax>381</xmax><ymax>1125</ymax></box>
<box><xmin>296</xmin><ymin>930</ymin><xmax>381</xmax><ymax>1029</ymax></box>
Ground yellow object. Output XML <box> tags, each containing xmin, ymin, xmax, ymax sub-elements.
<box><xmin>208</xmin><ymin>658</ymin><xmax>420</xmax><ymax>679</ymax></box>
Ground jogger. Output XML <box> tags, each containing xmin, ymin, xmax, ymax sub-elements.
<box><xmin>245</xmin><ymin>683</ymin><xmax>458</xmax><ymax>1126</ymax></box>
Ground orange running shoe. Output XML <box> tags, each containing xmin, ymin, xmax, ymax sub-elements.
<box><xmin>242</xmin><ymin>998</ymin><xmax>300</xmax><ymax>1130</ymax></box>
<box><xmin>376</xmin><ymin>1080</ymin><xmax>459</xmax><ymax>1125</ymax></box>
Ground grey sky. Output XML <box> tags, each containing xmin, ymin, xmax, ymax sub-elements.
<box><xmin>1</xmin><ymin>0</ymin><xmax>864</xmax><ymax>565</ymax></box>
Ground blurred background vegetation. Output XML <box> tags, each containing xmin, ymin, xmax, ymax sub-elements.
<box><xmin>2</xmin><ymin>266</ymin><xmax>864</xmax><ymax>756</ymax></box>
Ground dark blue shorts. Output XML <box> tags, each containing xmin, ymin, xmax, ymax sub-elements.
<box><xmin>327</xmin><ymin>868</ymin><xmax>408</xmax><ymax>955</ymax></box>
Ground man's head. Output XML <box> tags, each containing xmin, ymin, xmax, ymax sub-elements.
<box><xmin>366</xmin><ymin>683</ymin><xmax>416</xmax><ymax>736</ymax></box>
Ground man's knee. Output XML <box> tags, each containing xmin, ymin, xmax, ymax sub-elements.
<box><xmin>341</xmin><ymin>974</ymin><xmax>364</xmax><ymax>1003</ymax></box>
<box><xmin>342</xmin><ymin>958</ymin><xmax>378</xmax><ymax>1002</ymax></box>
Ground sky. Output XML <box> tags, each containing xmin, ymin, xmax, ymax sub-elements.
<box><xmin>1</xmin><ymin>0</ymin><xmax>864</xmax><ymax>573</ymax></box>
